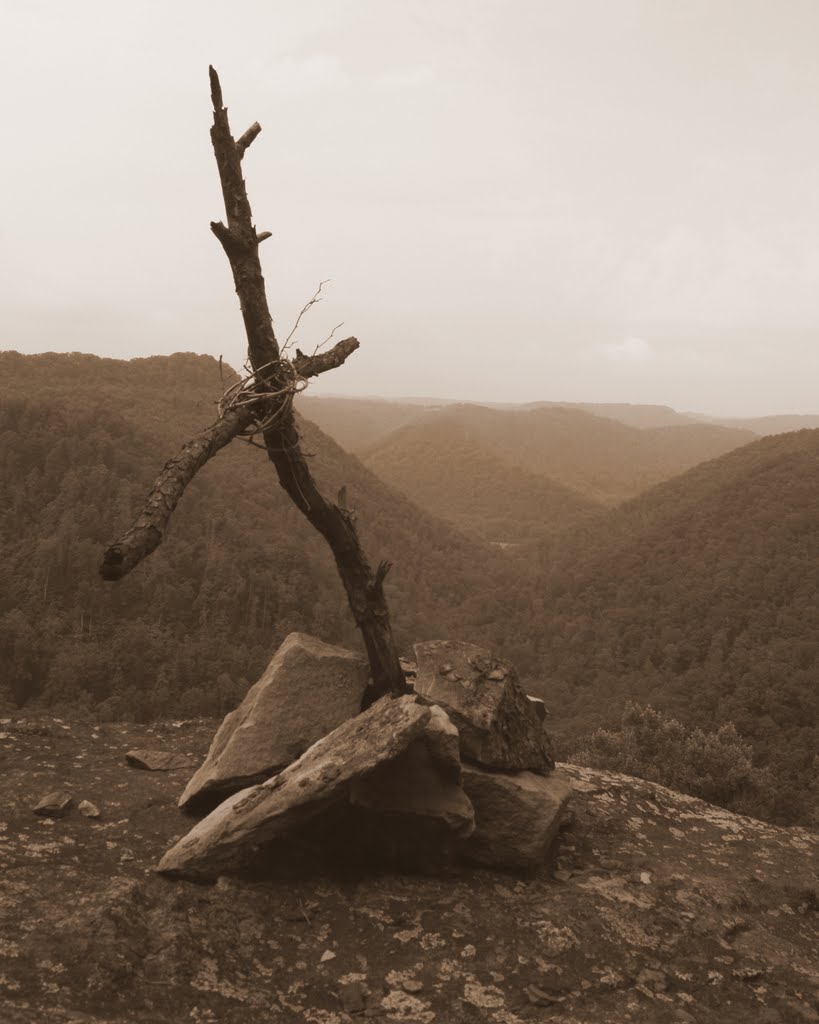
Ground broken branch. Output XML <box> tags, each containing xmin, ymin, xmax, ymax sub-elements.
<box><xmin>293</xmin><ymin>336</ymin><xmax>359</xmax><ymax>379</ymax></box>
<box><xmin>99</xmin><ymin>405</ymin><xmax>255</xmax><ymax>580</ymax></box>
<box><xmin>236</xmin><ymin>121</ymin><xmax>262</xmax><ymax>157</ymax></box>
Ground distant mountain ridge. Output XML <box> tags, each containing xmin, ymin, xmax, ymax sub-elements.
<box><xmin>687</xmin><ymin>412</ymin><xmax>819</xmax><ymax>435</ymax></box>
<box><xmin>359</xmin><ymin>402</ymin><xmax>755</xmax><ymax>505</ymax></box>
<box><xmin>302</xmin><ymin>392</ymin><xmax>819</xmax><ymax>444</ymax></box>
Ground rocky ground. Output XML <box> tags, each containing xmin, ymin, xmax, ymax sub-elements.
<box><xmin>0</xmin><ymin>714</ymin><xmax>816</xmax><ymax>1023</ymax></box>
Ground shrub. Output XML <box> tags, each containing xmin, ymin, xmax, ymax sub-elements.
<box><xmin>572</xmin><ymin>702</ymin><xmax>776</xmax><ymax>819</ymax></box>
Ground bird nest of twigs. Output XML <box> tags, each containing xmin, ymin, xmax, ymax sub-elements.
<box><xmin>217</xmin><ymin>357</ymin><xmax>308</xmax><ymax>444</ymax></box>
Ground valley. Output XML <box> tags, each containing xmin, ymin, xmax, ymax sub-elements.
<box><xmin>1</xmin><ymin>351</ymin><xmax>816</xmax><ymax>826</ymax></box>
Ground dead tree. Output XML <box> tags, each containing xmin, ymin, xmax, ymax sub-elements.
<box><xmin>100</xmin><ymin>67</ymin><xmax>407</xmax><ymax>701</ymax></box>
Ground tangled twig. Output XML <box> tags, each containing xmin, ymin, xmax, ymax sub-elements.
<box><xmin>282</xmin><ymin>279</ymin><xmax>330</xmax><ymax>354</ymax></box>
<box><xmin>216</xmin><ymin>355</ymin><xmax>308</xmax><ymax>441</ymax></box>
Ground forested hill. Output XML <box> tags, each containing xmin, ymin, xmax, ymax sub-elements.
<box><xmin>520</xmin><ymin>428</ymin><xmax>819</xmax><ymax>824</ymax></box>
<box><xmin>0</xmin><ymin>352</ymin><xmax>520</xmax><ymax>720</ymax></box>
<box><xmin>301</xmin><ymin>393</ymin><xmax>761</xmax><ymax>455</ymax></box>
<box><xmin>360</xmin><ymin>403</ymin><xmax>755</xmax><ymax>505</ymax></box>
<box><xmin>298</xmin><ymin>395</ymin><xmax>436</xmax><ymax>452</ymax></box>
<box><xmin>0</xmin><ymin>350</ymin><xmax>230</xmax><ymax>441</ymax></box>
<box><xmin>362</xmin><ymin>418</ymin><xmax>601</xmax><ymax>544</ymax></box>
<box><xmin>523</xmin><ymin>400</ymin><xmax>697</xmax><ymax>429</ymax></box>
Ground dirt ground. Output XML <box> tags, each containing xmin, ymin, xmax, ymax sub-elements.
<box><xmin>1</xmin><ymin>714</ymin><xmax>816</xmax><ymax>1023</ymax></box>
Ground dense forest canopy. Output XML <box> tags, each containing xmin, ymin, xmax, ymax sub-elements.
<box><xmin>1</xmin><ymin>351</ymin><xmax>816</xmax><ymax>824</ymax></box>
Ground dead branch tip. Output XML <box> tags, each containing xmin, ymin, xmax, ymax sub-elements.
<box><xmin>236</xmin><ymin>122</ymin><xmax>262</xmax><ymax>158</ymax></box>
<box><xmin>292</xmin><ymin>335</ymin><xmax>359</xmax><ymax>379</ymax></box>
<box><xmin>209</xmin><ymin>66</ymin><xmax>223</xmax><ymax>111</ymax></box>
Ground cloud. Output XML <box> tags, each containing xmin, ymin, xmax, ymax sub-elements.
<box><xmin>594</xmin><ymin>336</ymin><xmax>654</xmax><ymax>361</ymax></box>
<box><xmin>374</xmin><ymin>66</ymin><xmax>435</xmax><ymax>89</ymax></box>
<box><xmin>263</xmin><ymin>55</ymin><xmax>348</xmax><ymax>97</ymax></box>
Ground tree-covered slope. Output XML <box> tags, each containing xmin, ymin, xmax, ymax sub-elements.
<box><xmin>0</xmin><ymin>353</ymin><xmax>518</xmax><ymax>719</ymax></box>
<box><xmin>522</xmin><ymin>429</ymin><xmax>819</xmax><ymax>823</ymax></box>
<box><xmin>362</xmin><ymin>418</ymin><xmax>601</xmax><ymax>544</ymax></box>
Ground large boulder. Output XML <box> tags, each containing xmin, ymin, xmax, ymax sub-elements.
<box><xmin>178</xmin><ymin>633</ymin><xmax>369</xmax><ymax>810</ymax></box>
<box><xmin>459</xmin><ymin>765</ymin><xmax>573</xmax><ymax>870</ymax></box>
<box><xmin>413</xmin><ymin>640</ymin><xmax>554</xmax><ymax>775</ymax></box>
<box><xmin>157</xmin><ymin>695</ymin><xmax>433</xmax><ymax>881</ymax></box>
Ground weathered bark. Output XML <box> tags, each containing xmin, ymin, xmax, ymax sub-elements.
<box><xmin>206</xmin><ymin>65</ymin><xmax>279</xmax><ymax>376</ymax></box>
<box><xmin>263</xmin><ymin>417</ymin><xmax>403</xmax><ymax>704</ymax></box>
<box><xmin>204</xmin><ymin>65</ymin><xmax>405</xmax><ymax>699</ymax></box>
<box><xmin>101</xmin><ymin>67</ymin><xmax>406</xmax><ymax>700</ymax></box>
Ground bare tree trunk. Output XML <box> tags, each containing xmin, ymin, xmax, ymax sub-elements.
<box><xmin>262</xmin><ymin>417</ymin><xmax>403</xmax><ymax>703</ymax></box>
<box><xmin>101</xmin><ymin>67</ymin><xmax>406</xmax><ymax>701</ymax></box>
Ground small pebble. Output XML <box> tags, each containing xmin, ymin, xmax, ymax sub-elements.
<box><xmin>78</xmin><ymin>800</ymin><xmax>101</xmax><ymax>818</ymax></box>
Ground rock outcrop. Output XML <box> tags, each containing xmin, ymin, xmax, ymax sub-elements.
<box><xmin>413</xmin><ymin>640</ymin><xmax>554</xmax><ymax>775</ymax></box>
<box><xmin>3</xmin><ymin>715</ymin><xmax>817</xmax><ymax>1024</ymax></box>
<box><xmin>165</xmin><ymin>635</ymin><xmax>565</xmax><ymax>879</ymax></box>
<box><xmin>158</xmin><ymin>696</ymin><xmax>437</xmax><ymax>880</ymax></box>
<box><xmin>178</xmin><ymin>633</ymin><xmax>369</xmax><ymax>810</ymax></box>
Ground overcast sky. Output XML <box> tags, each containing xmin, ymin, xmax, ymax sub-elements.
<box><xmin>2</xmin><ymin>0</ymin><xmax>818</xmax><ymax>416</ymax></box>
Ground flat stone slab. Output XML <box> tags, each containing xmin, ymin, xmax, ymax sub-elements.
<box><xmin>157</xmin><ymin>695</ymin><xmax>432</xmax><ymax>881</ymax></box>
<box><xmin>459</xmin><ymin>765</ymin><xmax>573</xmax><ymax>870</ymax></box>
<box><xmin>125</xmin><ymin>750</ymin><xmax>198</xmax><ymax>772</ymax></box>
<box><xmin>413</xmin><ymin>640</ymin><xmax>554</xmax><ymax>775</ymax></box>
<box><xmin>350</xmin><ymin>705</ymin><xmax>474</xmax><ymax>837</ymax></box>
<box><xmin>179</xmin><ymin>633</ymin><xmax>369</xmax><ymax>809</ymax></box>
<box><xmin>33</xmin><ymin>791</ymin><xmax>73</xmax><ymax>818</ymax></box>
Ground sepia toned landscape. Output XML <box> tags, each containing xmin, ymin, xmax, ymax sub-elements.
<box><xmin>1</xmin><ymin>348</ymin><xmax>817</xmax><ymax>1022</ymax></box>
<box><xmin>2</xmin><ymin>3</ymin><xmax>819</xmax><ymax>1022</ymax></box>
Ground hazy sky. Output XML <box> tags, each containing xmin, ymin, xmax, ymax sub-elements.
<box><xmin>2</xmin><ymin>0</ymin><xmax>818</xmax><ymax>416</ymax></box>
